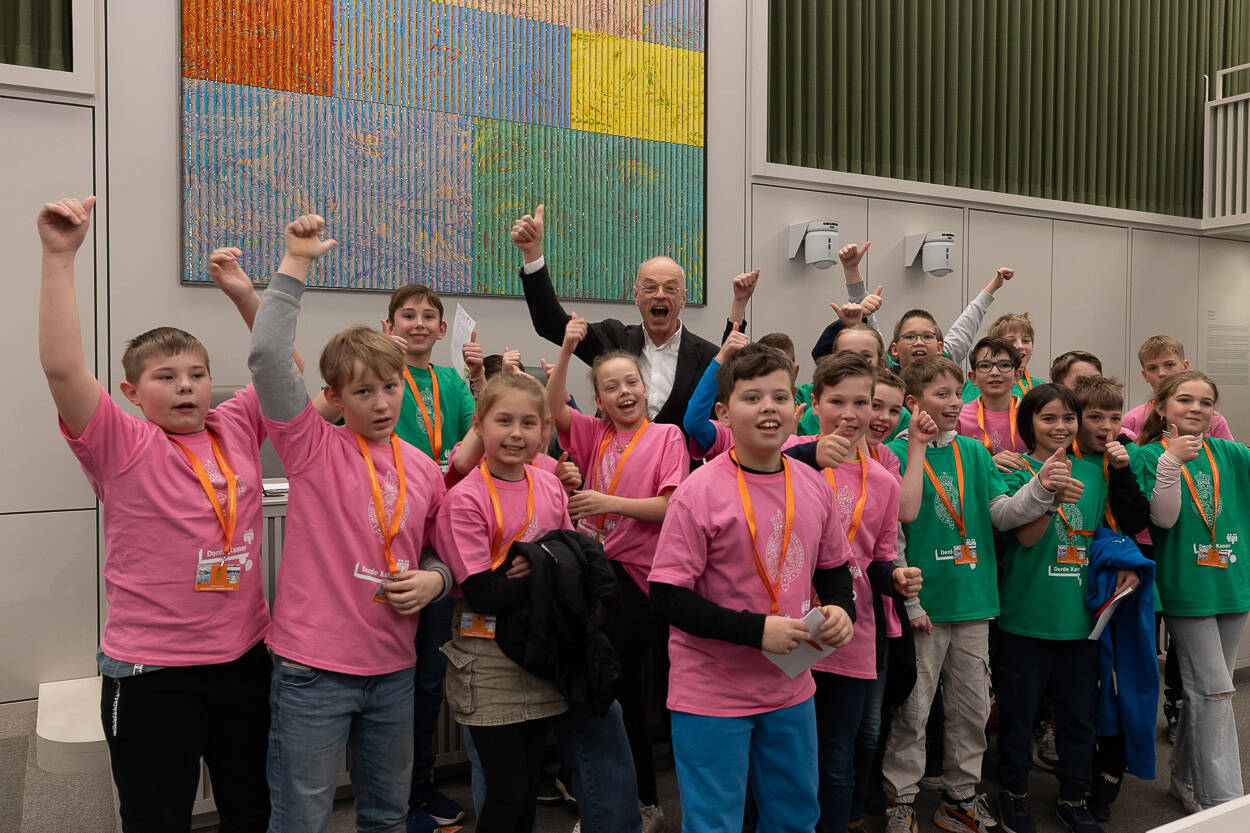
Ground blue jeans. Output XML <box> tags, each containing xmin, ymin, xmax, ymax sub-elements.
<box><xmin>813</xmin><ymin>672</ymin><xmax>873</xmax><ymax>833</ymax></box>
<box><xmin>671</xmin><ymin>698</ymin><xmax>818</xmax><ymax>833</ymax></box>
<box><xmin>267</xmin><ymin>657</ymin><xmax>415</xmax><ymax>833</ymax></box>
<box><xmin>411</xmin><ymin>597</ymin><xmax>454</xmax><ymax>797</ymax></box>
<box><xmin>462</xmin><ymin>701</ymin><xmax>642</xmax><ymax>833</ymax></box>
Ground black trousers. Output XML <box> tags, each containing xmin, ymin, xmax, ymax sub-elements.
<box><xmin>605</xmin><ymin>560</ymin><xmax>661</xmax><ymax>806</ymax></box>
<box><xmin>100</xmin><ymin>641</ymin><xmax>271</xmax><ymax>833</ymax></box>
<box><xmin>470</xmin><ymin>719</ymin><xmax>550</xmax><ymax>833</ymax></box>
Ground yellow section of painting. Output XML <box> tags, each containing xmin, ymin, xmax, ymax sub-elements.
<box><xmin>569</xmin><ymin>31</ymin><xmax>703</xmax><ymax>147</ymax></box>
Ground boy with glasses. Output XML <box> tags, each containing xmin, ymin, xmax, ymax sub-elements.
<box><xmin>957</xmin><ymin>338</ymin><xmax>1030</xmax><ymax>467</ymax></box>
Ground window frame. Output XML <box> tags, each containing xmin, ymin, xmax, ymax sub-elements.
<box><xmin>0</xmin><ymin>0</ymin><xmax>96</xmax><ymax>96</ymax></box>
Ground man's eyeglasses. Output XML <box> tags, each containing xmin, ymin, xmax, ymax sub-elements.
<box><xmin>974</xmin><ymin>360</ymin><xmax>1017</xmax><ymax>373</ymax></box>
<box><xmin>897</xmin><ymin>332</ymin><xmax>939</xmax><ymax>345</ymax></box>
<box><xmin>636</xmin><ymin>282</ymin><xmax>686</xmax><ymax>298</ymax></box>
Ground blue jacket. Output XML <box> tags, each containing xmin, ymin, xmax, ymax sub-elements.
<box><xmin>1086</xmin><ymin>527</ymin><xmax>1158</xmax><ymax>780</ymax></box>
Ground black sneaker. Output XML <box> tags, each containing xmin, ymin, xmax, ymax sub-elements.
<box><xmin>536</xmin><ymin>772</ymin><xmax>564</xmax><ymax>806</ymax></box>
<box><xmin>1163</xmin><ymin>700</ymin><xmax>1181</xmax><ymax>743</ymax></box>
<box><xmin>1084</xmin><ymin>796</ymin><xmax>1110</xmax><ymax>823</ymax></box>
<box><xmin>410</xmin><ymin>786</ymin><xmax>464</xmax><ymax>827</ymax></box>
<box><xmin>1056</xmin><ymin>799</ymin><xmax>1105</xmax><ymax>833</ymax></box>
<box><xmin>998</xmin><ymin>791</ymin><xmax>1035</xmax><ymax>833</ymax></box>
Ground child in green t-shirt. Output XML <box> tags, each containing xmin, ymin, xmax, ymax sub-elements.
<box><xmin>1136</xmin><ymin>370</ymin><xmax>1250</xmax><ymax>812</ymax></box>
<box><xmin>880</xmin><ymin>357</ymin><xmax>1067</xmax><ymax>833</ymax></box>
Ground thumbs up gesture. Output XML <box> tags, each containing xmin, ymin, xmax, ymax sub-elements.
<box><xmin>716</xmin><ymin>320</ymin><xmax>750</xmax><ymax>364</ymax></box>
<box><xmin>554</xmin><ymin>451</ymin><xmax>582</xmax><ymax>493</ymax></box>
<box><xmin>732</xmin><ymin>269</ymin><xmax>761</xmax><ymax>302</ymax></box>
<box><xmin>462</xmin><ymin>330</ymin><xmax>484</xmax><ymax>378</ymax></box>
<box><xmin>838</xmin><ymin>240</ymin><xmax>871</xmax><ymax>270</ymax></box>
<box><xmin>862</xmin><ymin>285</ymin><xmax>885</xmax><ymax>317</ymax></box>
<box><xmin>1164</xmin><ymin>423</ymin><xmax>1203</xmax><ymax>463</ymax></box>
<box><xmin>1038</xmin><ymin>446</ymin><xmax>1071</xmax><ymax>494</ymax></box>
<box><xmin>816</xmin><ymin>416</ymin><xmax>856</xmax><ymax>469</ymax></box>
<box><xmin>563</xmin><ymin>312</ymin><xmax>587</xmax><ymax>353</ymax></box>
<box><xmin>511</xmin><ymin>204</ymin><xmax>545</xmax><ymax>262</ymax></box>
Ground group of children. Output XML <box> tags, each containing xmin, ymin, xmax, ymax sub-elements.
<box><xmin>36</xmin><ymin>196</ymin><xmax>1248</xmax><ymax>833</ymax></box>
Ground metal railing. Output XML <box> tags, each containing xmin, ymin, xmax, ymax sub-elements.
<box><xmin>1204</xmin><ymin>63</ymin><xmax>1250</xmax><ymax>223</ymax></box>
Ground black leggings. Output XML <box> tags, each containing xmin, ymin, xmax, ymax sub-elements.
<box><xmin>470</xmin><ymin>719</ymin><xmax>550</xmax><ymax>833</ymax></box>
<box><xmin>606</xmin><ymin>561</ymin><xmax>661</xmax><ymax>806</ymax></box>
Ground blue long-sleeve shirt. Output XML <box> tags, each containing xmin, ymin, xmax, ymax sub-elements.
<box><xmin>681</xmin><ymin>358</ymin><xmax>722</xmax><ymax>455</ymax></box>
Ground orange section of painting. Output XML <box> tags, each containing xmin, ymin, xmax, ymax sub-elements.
<box><xmin>182</xmin><ymin>0</ymin><xmax>334</xmax><ymax>96</ymax></box>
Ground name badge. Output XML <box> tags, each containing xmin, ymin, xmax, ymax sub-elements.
<box><xmin>955</xmin><ymin>537</ymin><xmax>978</xmax><ymax>565</ymax></box>
<box><xmin>460</xmin><ymin>612</ymin><xmax>497</xmax><ymax>639</ymax></box>
<box><xmin>577</xmin><ymin>517</ymin><xmax>604</xmax><ymax>543</ymax></box>
<box><xmin>1195</xmin><ymin>543</ymin><xmax>1232</xmax><ymax>569</ymax></box>
<box><xmin>1057</xmin><ymin>544</ymin><xmax>1087</xmax><ymax>565</ymax></box>
<box><xmin>194</xmin><ymin>562</ymin><xmax>240</xmax><ymax>592</ymax></box>
<box><xmin>372</xmin><ymin>573</ymin><xmax>399</xmax><ymax>605</ymax></box>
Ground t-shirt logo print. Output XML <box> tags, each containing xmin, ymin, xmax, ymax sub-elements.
<box><xmin>934</xmin><ymin>472</ymin><xmax>959</xmax><ymax>532</ymax></box>
<box><xmin>1194</xmin><ymin>472</ymin><xmax>1219</xmax><ymax>521</ymax></box>
<box><xmin>367</xmin><ymin>470</ymin><xmax>411</xmax><ymax>541</ymax></box>
<box><xmin>198</xmin><ymin>455</ymin><xmax>248</xmax><ymax>508</ymax></box>
<box><xmin>836</xmin><ymin>484</ymin><xmax>855</xmax><ymax>535</ymax></box>
<box><xmin>1058</xmin><ymin>504</ymin><xmax>1086</xmax><ymax>544</ymax></box>
<box><xmin>765</xmin><ymin>509</ymin><xmax>805</xmax><ymax>592</ymax></box>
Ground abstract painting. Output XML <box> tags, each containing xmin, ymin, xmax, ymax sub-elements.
<box><xmin>181</xmin><ymin>0</ymin><xmax>706</xmax><ymax>302</ymax></box>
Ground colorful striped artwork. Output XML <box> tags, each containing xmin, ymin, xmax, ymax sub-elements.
<box><xmin>181</xmin><ymin>0</ymin><xmax>705</xmax><ymax>301</ymax></box>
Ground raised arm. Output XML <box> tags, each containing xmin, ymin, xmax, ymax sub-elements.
<box><xmin>37</xmin><ymin>196</ymin><xmax>100</xmax><ymax>438</ymax></box>
<box><xmin>545</xmin><ymin>313</ymin><xmax>586</xmax><ymax>435</ymax></box>
<box><xmin>247</xmin><ymin>215</ymin><xmax>336</xmax><ymax>422</ymax></box>
<box><xmin>727</xmin><ymin>269</ymin><xmax>759</xmax><ymax>334</ymax></box>
<box><xmin>838</xmin><ymin>241</ymin><xmax>882</xmax><ymax>332</ymax></box>
<box><xmin>899</xmin><ymin>409</ymin><xmax>939</xmax><ymax>523</ymax></box>
<box><xmin>208</xmin><ymin>247</ymin><xmax>304</xmax><ymax>373</ymax></box>
<box><xmin>943</xmin><ymin>266</ymin><xmax>1013</xmax><ymax>365</ymax></box>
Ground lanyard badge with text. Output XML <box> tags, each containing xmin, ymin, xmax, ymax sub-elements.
<box><xmin>356</xmin><ymin>433</ymin><xmax>408</xmax><ymax>603</ymax></box>
<box><xmin>1162</xmin><ymin>437</ymin><xmax>1227</xmax><ymax>568</ymax></box>
<box><xmin>923</xmin><ymin>443</ymin><xmax>977</xmax><ymax>565</ymax></box>
<box><xmin>169</xmin><ymin>431</ymin><xmax>240</xmax><ymax>591</ymax></box>
<box><xmin>730</xmin><ymin>450</ymin><xmax>795</xmax><ymax>613</ymax></box>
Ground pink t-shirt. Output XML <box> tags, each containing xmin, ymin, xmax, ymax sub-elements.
<box><xmin>957</xmin><ymin>398</ymin><xmax>1028</xmax><ymax>455</ymax></box>
<box><xmin>649</xmin><ymin>453</ymin><xmax>850</xmax><ymax>717</ymax></box>
<box><xmin>61</xmin><ymin>385</ymin><xmax>270</xmax><ymax>666</ymax></box>
<box><xmin>869</xmin><ymin>442</ymin><xmax>902</xmax><ymax>481</ymax></box>
<box><xmin>444</xmin><ymin>438</ymin><xmax>562</xmax><ymax>490</ymax></box>
<box><xmin>434</xmin><ymin>465</ymin><xmax>574</xmax><ymax>589</ymax></box>
<box><xmin>560</xmin><ymin>412</ymin><xmax>688</xmax><ymax>591</ymax></box>
<box><xmin>689</xmin><ymin>419</ymin><xmax>734</xmax><ymax>461</ymax></box>
<box><xmin>1121</xmin><ymin>401</ymin><xmax>1235</xmax><ymax>440</ymax></box>
<box><xmin>264</xmin><ymin>403</ymin><xmax>445</xmax><ymax>676</ymax></box>
<box><xmin>812</xmin><ymin>457</ymin><xmax>900</xmax><ymax>679</ymax></box>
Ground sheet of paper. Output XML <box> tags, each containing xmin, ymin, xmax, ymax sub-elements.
<box><xmin>449</xmin><ymin>303</ymin><xmax>476</xmax><ymax>376</ymax></box>
<box><xmin>764</xmin><ymin>607</ymin><xmax>836</xmax><ymax>679</ymax></box>
<box><xmin>1088</xmin><ymin>585</ymin><xmax>1135</xmax><ymax>641</ymax></box>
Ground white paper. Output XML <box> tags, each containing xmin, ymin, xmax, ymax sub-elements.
<box><xmin>764</xmin><ymin>607</ymin><xmax>836</xmax><ymax>679</ymax></box>
<box><xmin>1088</xmin><ymin>585</ymin><xmax>1135</xmax><ymax>640</ymax></box>
<box><xmin>449</xmin><ymin>303</ymin><xmax>477</xmax><ymax>376</ymax></box>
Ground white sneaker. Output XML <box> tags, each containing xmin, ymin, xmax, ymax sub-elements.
<box><xmin>640</xmin><ymin>803</ymin><xmax>666</xmax><ymax>833</ymax></box>
<box><xmin>1169</xmin><ymin>774</ymin><xmax>1201</xmax><ymax>814</ymax></box>
<box><xmin>886</xmin><ymin>803</ymin><xmax>918</xmax><ymax>833</ymax></box>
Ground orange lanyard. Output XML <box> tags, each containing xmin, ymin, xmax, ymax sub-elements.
<box><xmin>1161</xmin><ymin>438</ymin><xmax>1220</xmax><ymax>544</ymax></box>
<box><xmin>922</xmin><ymin>442</ymin><xmax>966</xmax><ymax>537</ymax></box>
<box><xmin>591</xmin><ymin>420</ymin><xmax>651</xmax><ymax>530</ymax></box>
<box><xmin>730</xmin><ymin>450</ymin><xmax>794</xmax><ymax>614</ymax></box>
<box><xmin>1072</xmin><ymin>443</ymin><xmax>1119</xmax><ymax>533</ymax></box>
<box><xmin>824</xmin><ymin>456</ymin><xmax>869</xmax><ymax>546</ymax></box>
<box><xmin>868</xmin><ymin>444</ymin><xmax>880</xmax><ymax>462</ymax></box>
<box><xmin>168</xmin><ymin>431</ymin><xmax>237</xmax><ymax>556</ymax></box>
<box><xmin>1019</xmin><ymin>370</ymin><xmax>1036</xmax><ymax>393</ymax></box>
<box><xmin>403</xmin><ymin>366</ymin><xmax>442</xmax><ymax>461</ymax></box>
<box><xmin>355</xmin><ymin>433</ymin><xmax>408</xmax><ymax>574</ymax></box>
<box><xmin>480</xmin><ymin>460</ymin><xmax>535</xmax><ymax>570</ymax></box>
<box><xmin>976</xmin><ymin>395</ymin><xmax>1017</xmax><ymax>452</ymax></box>
<box><xmin>1022</xmin><ymin>456</ymin><xmax>1094</xmax><ymax>540</ymax></box>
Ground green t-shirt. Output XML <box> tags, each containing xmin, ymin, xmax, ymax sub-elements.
<box><xmin>796</xmin><ymin>383</ymin><xmax>819</xmax><ymax>435</ymax></box>
<box><xmin>395</xmin><ymin>363</ymin><xmax>475</xmax><ymax>469</ymax></box>
<box><xmin>1136</xmin><ymin>439</ymin><xmax>1250</xmax><ymax>617</ymax></box>
<box><xmin>998</xmin><ymin>454</ymin><xmax>1109</xmax><ymax>639</ymax></box>
<box><xmin>887</xmin><ymin>434</ymin><xmax>1007</xmax><ymax>622</ymax></box>
<box><xmin>962</xmin><ymin>372</ymin><xmax>1048</xmax><ymax>404</ymax></box>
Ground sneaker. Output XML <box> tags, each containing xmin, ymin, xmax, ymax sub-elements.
<box><xmin>998</xmin><ymin>791</ymin><xmax>1035</xmax><ymax>833</ymax></box>
<box><xmin>1084</xmin><ymin>796</ymin><xmax>1110</xmax><ymax>823</ymax></box>
<box><xmin>1031</xmin><ymin>721</ymin><xmax>1059</xmax><ymax>772</ymax></box>
<box><xmin>537</xmin><ymin>772</ymin><xmax>564</xmax><ymax>806</ymax></box>
<box><xmin>1163</xmin><ymin>700</ymin><xmax>1181</xmax><ymax>743</ymax></box>
<box><xmin>556</xmin><ymin>767</ymin><xmax>578</xmax><ymax>806</ymax></box>
<box><xmin>885</xmin><ymin>803</ymin><xmax>918</xmax><ymax>833</ymax></box>
<box><xmin>1169</xmin><ymin>773</ymin><xmax>1202</xmax><ymax>814</ymax></box>
<box><xmin>935</xmin><ymin>793</ymin><xmax>1000</xmax><ymax>833</ymax></box>
<box><xmin>847</xmin><ymin>817</ymin><xmax>865</xmax><ymax>832</ymax></box>
<box><xmin>920</xmin><ymin>774</ymin><xmax>944</xmax><ymax>792</ymax></box>
<box><xmin>1055</xmin><ymin>799</ymin><xmax>1105</xmax><ymax>833</ymax></box>
<box><xmin>640</xmin><ymin>803</ymin><xmax>666</xmax><ymax>833</ymax></box>
<box><xmin>410</xmin><ymin>786</ymin><xmax>464</xmax><ymax>826</ymax></box>
<box><xmin>405</xmin><ymin>808</ymin><xmax>441</xmax><ymax>833</ymax></box>
<box><xmin>571</xmin><ymin>821</ymin><xmax>581</xmax><ymax>833</ymax></box>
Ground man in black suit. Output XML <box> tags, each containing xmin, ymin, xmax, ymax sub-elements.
<box><xmin>511</xmin><ymin>205</ymin><xmax>746</xmax><ymax>435</ymax></box>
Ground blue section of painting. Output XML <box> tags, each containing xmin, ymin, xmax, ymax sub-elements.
<box><xmin>183</xmin><ymin>78</ymin><xmax>473</xmax><ymax>291</ymax></box>
<box><xmin>334</xmin><ymin>0</ymin><xmax>570</xmax><ymax>128</ymax></box>
<box><xmin>643</xmin><ymin>0</ymin><xmax>706</xmax><ymax>51</ymax></box>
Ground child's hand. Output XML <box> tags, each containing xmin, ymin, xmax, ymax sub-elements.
<box><xmin>908</xmin><ymin>409</ymin><xmax>940</xmax><ymax>445</ymax></box>
<box><xmin>503</xmin><ymin>347</ymin><xmax>523</xmax><ymax>373</ymax></box>
<box><xmin>761</xmin><ymin>615</ymin><xmax>811</xmax><ymax>654</ymax></box>
<box><xmin>208</xmin><ymin>247</ymin><xmax>255</xmax><ymax>302</ymax></box>
<box><xmin>379</xmin><ymin>318</ymin><xmax>411</xmax><ymax>352</ymax></box>
<box><xmin>838</xmin><ymin>240</ymin><xmax>871</xmax><ymax>271</ymax></box>
<box><xmin>818</xmin><ymin>605</ymin><xmax>854</xmax><ymax>648</ymax></box>
<box><xmin>384</xmin><ymin>570</ymin><xmax>445</xmax><ymax>615</ymax></box>
<box><xmin>716</xmin><ymin>321</ymin><xmax>750</xmax><ymax>364</ymax></box>
<box><xmin>553</xmin><ymin>452</ymin><xmax>582</xmax><ymax>493</ymax></box>
<box><xmin>539</xmin><ymin>358</ymin><xmax>555</xmax><ymax>381</ymax></box>
<box><xmin>282</xmin><ymin>214</ymin><xmax>337</xmax><ymax>272</ymax></box>
<box><xmin>910</xmin><ymin>614</ymin><xmax>933</xmax><ymax>635</ymax></box>
<box><xmin>993</xmin><ymin>450</ymin><xmax>1028</xmax><ymax>472</ymax></box>
<box><xmin>567</xmin><ymin>489</ymin><xmax>616</xmax><ymax>523</ymax></box>
<box><xmin>795</xmin><ymin>401</ymin><xmax>808</xmax><ymax>426</ymax></box>
<box><xmin>816</xmin><ymin>422</ymin><xmax>855</xmax><ymax>469</ymax></box>
<box><xmin>732</xmin><ymin>268</ymin><xmax>761</xmax><ymax>302</ymax></box>
<box><xmin>511</xmin><ymin>204</ymin><xmax>545</xmax><ymax>262</ymax></box>
<box><xmin>37</xmin><ymin>196</ymin><xmax>96</xmax><ymax>255</ymax></box>
<box><xmin>1056</xmin><ymin>476</ymin><xmax>1085</xmax><ymax>505</ymax></box>
<box><xmin>1038</xmin><ymin>446</ymin><xmax>1071</xmax><ymax>492</ymax></box>
<box><xmin>1104</xmin><ymin>439</ymin><xmax>1131</xmax><ymax>469</ymax></box>
<box><xmin>829</xmin><ymin>301</ymin><xmax>866</xmax><ymax>326</ymax></box>
<box><xmin>862</xmin><ymin>285</ymin><xmax>885</xmax><ymax>316</ymax></box>
<box><xmin>892</xmin><ymin>566</ymin><xmax>923</xmax><ymax>599</ymax></box>
<box><xmin>463</xmin><ymin>331</ymin><xmax>484</xmax><ymax>379</ymax></box>
<box><xmin>1113</xmin><ymin>569</ymin><xmax>1140</xmax><ymax>595</ymax></box>
<box><xmin>505</xmin><ymin>554</ymin><xmax>532</xmax><ymax>579</ymax></box>
<box><xmin>1164</xmin><ymin>424</ymin><xmax>1202</xmax><ymax>462</ymax></box>
<box><xmin>563</xmin><ymin>313</ymin><xmax>587</xmax><ymax>353</ymax></box>
<box><xmin>987</xmin><ymin>266</ymin><xmax>1015</xmax><ymax>294</ymax></box>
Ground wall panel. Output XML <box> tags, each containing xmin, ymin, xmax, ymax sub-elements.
<box><xmin>1050</xmin><ymin>221</ymin><xmax>1130</xmax><ymax>383</ymax></box>
<box><xmin>966</xmin><ymin>211</ymin><xmax>1054</xmax><ymax>373</ymax></box>
<box><xmin>1128</xmin><ymin>231</ymin><xmax>1201</xmax><ymax>412</ymax></box>
<box><xmin>1197</xmin><ymin>237</ymin><xmax>1250</xmax><ymax>438</ymax></box>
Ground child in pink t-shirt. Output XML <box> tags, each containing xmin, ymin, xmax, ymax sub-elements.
<box><xmin>957</xmin><ymin>337</ymin><xmax>1030</xmax><ymax>464</ymax></box>
<box><xmin>648</xmin><ymin>344</ymin><xmax>855</xmax><ymax>833</ymax></box>
<box><xmin>249</xmin><ymin>215</ymin><xmax>451</xmax><ymax>831</ymax></box>
<box><xmin>433</xmin><ymin>372</ymin><xmax>574</xmax><ymax>833</ymax></box>
<box><xmin>547</xmin><ymin>315</ymin><xmax>689</xmax><ymax>817</ymax></box>
<box><xmin>38</xmin><ymin>197</ymin><xmax>277</xmax><ymax>829</ymax></box>
<box><xmin>1121</xmin><ymin>335</ymin><xmax>1236</xmax><ymax>441</ymax></box>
